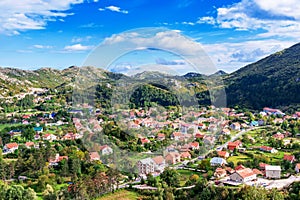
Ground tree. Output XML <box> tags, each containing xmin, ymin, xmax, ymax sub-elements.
<box><xmin>5</xmin><ymin>185</ymin><xmax>25</xmax><ymax>200</ymax></box>
<box><xmin>160</xmin><ymin>168</ymin><xmax>180</xmax><ymax>187</ymax></box>
<box><xmin>43</xmin><ymin>184</ymin><xmax>56</xmax><ymax>200</ymax></box>
<box><xmin>23</xmin><ymin>188</ymin><xmax>37</xmax><ymax>200</ymax></box>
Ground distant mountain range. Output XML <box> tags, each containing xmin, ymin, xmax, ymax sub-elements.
<box><xmin>0</xmin><ymin>43</ymin><xmax>299</xmax><ymax>110</ymax></box>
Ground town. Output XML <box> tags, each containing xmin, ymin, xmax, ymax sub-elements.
<box><xmin>0</xmin><ymin>87</ymin><xmax>300</xmax><ymax>199</ymax></box>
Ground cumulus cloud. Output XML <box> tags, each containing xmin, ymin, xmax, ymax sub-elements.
<box><xmin>199</xmin><ymin>0</ymin><xmax>300</xmax><ymax>39</ymax></box>
<box><xmin>202</xmin><ymin>39</ymin><xmax>295</xmax><ymax>72</ymax></box>
<box><xmin>0</xmin><ymin>0</ymin><xmax>84</xmax><ymax>34</ymax></box>
<box><xmin>64</xmin><ymin>43</ymin><xmax>93</xmax><ymax>51</ymax></box>
<box><xmin>84</xmin><ymin>28</ymin><xmax>217</xmax><ymax>75</ymax></box>
<box><xmin>99</xmin><ymin>5</ymin><xmax>129</xmax><ymax>14</ymax></box>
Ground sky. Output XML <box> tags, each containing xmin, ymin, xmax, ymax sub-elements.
<box><xmin>0</xmin><ymin>0</ymin><xmax>299</xmax><ymax>73</ymax></box>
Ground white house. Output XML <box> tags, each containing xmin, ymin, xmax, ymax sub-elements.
<box><xmin>230</xmin><ymin>168</ymin><xmax>257</xmax><ymax>183</ymax></box>
<box><xmin>230</xmin><ymin>122</ymin><xmax>241</xmax><ymax>131</ymax></box>
<box><xmin>99</xmin><ymin>145</ymin><xmax>113</xmax><ymax>155</ymax></box>
<box><xmin>265</xmin><ymin>165</ymin><xmax>281</xmax><ymax>179</ymax></box>
<box><xmin>42</xmin><ymin>134</ymin><xmax>57</xmax><ymax>141</ymax></box>
<box><xmin>3</xmin><ymin>143</ymin><xmax>19</xmax><ymax>154</ymax></box>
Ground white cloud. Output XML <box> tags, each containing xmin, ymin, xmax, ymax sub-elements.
<box><xmin>199</xmin><ymin>0</ymin><xmax>300</xmax><ymax>39</ymax></box>
<box><xmin>64</xmin><ymin>44</ymin><xmax>93</xmax><ymax>51</ymax></box>
<box><xmin>197</xmin><ymin>16</ymin><xmax>216</xmax><ymax>25</ymax></box>
<box><xmin>33</xmin><ymin>44</ymin><xmax>53</xmax><ymax>49</ymax></box>
<box><xmin>99</xmin><ymin>5</ymin><xmax>129</xmax><ymax>14</ymax></box>
<box><xmin>71</xmin><ymin>36</ymin><xmax>92</xmax><ymax>43</ymax></box>
<box><xmin>0</xmin><ymin>0</ymin><xmax>84</xmax><ymax>34</ymax></box>
<box><xmin>202</xmin><ymin>39</ymin><xmax>295</xmax><ymax>72</ymax></box>
<box><xmin>254</xmin><ymin>0</ymin><xmax>300</xmax><ymax>19</ymax></box>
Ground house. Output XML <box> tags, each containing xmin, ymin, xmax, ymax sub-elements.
<box><xmin>263</xmin><ymin>107</ymin><xmax>284</xmax><ymax>115</ymax></box>
<box><xmin>217</xmin><ymin>151</ymin><xmax>229</xmax><ymax>159</ymax></box>
<box><xmin>152</xmin><ymin>156</ymin><xmax>165</xmax><ymax>172</ymax></box>
<box><xmin>3</xmin><ymin>143</ymin><xmax>18</xmax><ymax>154</ymax></box>
<box><xmin>195</xmin><ymin>133</ymin><xmax>205</xmax><ymax>139</ymax></box>
<box><xmin>214</xmin><ymin>168</ymin><xmax>227</xmax><ymax>178</ymax></box>
<box><xmin>165</xmin><ymin>152</ymin><xmax>181</xmax><ymax>165</ymax></box>
<box><xmin>230</xmin><ymin>168</ymin><xmax>256</xmax><ymax>183</ymax></box>
<box><xmin>157</xmin><ymin>133</ymin><xmax>166</xmax><ymax>141</ymax></box>
<box><xmin>259</xmin><ymin>163</ymin><xmax>269</xmax><ymax>171</ymax></box>
<box><xmin>140</xmin><ymin>138</ymin><xmax>150</xmax><ymax>145</ymax></box>
<box><xmin>49</xmin><ymin>154</ymin><xmax>68</xmax><ymax>166</ymax></box>
<box><xmin>260</xmin><ymin>146</ymin><xmax>278</xmax><ymax>153</ymax></box>
<box><xmin>99</xmin><ymin>145</ymin><xmax>113</xmax><ymax>155</ymax></box>
<box><xmin>203</xmin><ymin>135</ymin><xmax>215</xmax><ymax>146</ymax></box>
<box><xmin>189</xmin><ymin>141</ymin><xmax>200</xmax><ymax>150</ymax></box>
<box><xmin>34</xmin><ymin>134</ymin><xmax>41</xmax><ymax>140</ymax></box>
<box><xmin>210</xmin><ymin>157</ymin><xmax>227</xmax><ymax>166</ymax></box>
<box><xmin>265</xmin><ymin>165</ymin><xmax>281</xmax><ymax>179</ymax></box>
<box><xmin>273</xmin><ymin>133</ymin><xmax>284</xmax><ymax>140</ymax></box>
<box><xmin>235</xmin><ymin>165</ymin><xmax>246</xmax><ymax>171</ymax></box>
<box><xmin>250</xmin><ymin>121</ymin><xmax>259</xmax><ymax>127</ymax></box>
<box><xmin>171</xmin><ymin>132</ymin><xmax>182</xmax><ymax>141</ymax></box>
<box><xmin>33</xmin><ymin>126</ymin><xmax>43</xmax><ymax>133</ymax></box>
<box><xmin>25</xmin><ymin>142</ymin><xmax>35</xmax><ymax>148</ymax></box>
<box><xmin>295</xmin><ymin>163</ymin><xmax>300</xmax><ymax>173</ymax></box>
<box><xmin>137</xmin><ymin>158</ymin><xmax>155</xmax><ymax>175</ymax></box>
<box><xmin>230</xmin><ymin>123</ymin><xmax>240</xmax><ymax>131</ymax></box>
<box><xmin>42</xmin><ymin>134</ymin><xmax>57</xmax><ymax>141</ymax></box>
<box><xmin>221</xmin><ymin>128</ymin><xmax>231</xmax><ymax>135</ymax></box>
<box><xmin>180</xmin><ymin>151</ymin><xmax>191</xmax><ymax>160</ymax></box>
<box><xmin>252</xmin><ymin>169</ymin><xmax>263</xmax><ymax>176</ymax></box>
<box><xmin>89</xmin><ymin>152</ymin><xmax>100</xmax><ymax>161</ymax></box>
<box><xmin>227</xmin><ymin>140</ymin><xmax>242</xmax><ymax>151</ymax></box>
<box><xmin>283</xmin><ymin>154</ymin><xmax>296</xmax><ymax>163</ymax></box>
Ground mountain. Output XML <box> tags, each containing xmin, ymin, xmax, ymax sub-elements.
<box><xmin>211</xmin><ymin>70</ymin><xmax>227</xmax><ymax>76</ymax></box>
<box><xmin>224</xmin><ymin>43</ymin><xmax>300</xmax><ymax>110</ymax></box>
<box><xmin>0</xmin><ymin>43</ymin><xmax>299</xmax><ymax>110</ymax></box>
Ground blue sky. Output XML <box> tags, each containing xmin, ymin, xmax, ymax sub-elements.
<box><xmin>0</xmin><ymin>0</ymin><xmax>299</xmax><ymax>73</ymax></box>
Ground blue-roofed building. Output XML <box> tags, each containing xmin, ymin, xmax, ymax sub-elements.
<box><xmin>33</xmin><ymin>127</ymin><xmax>43</xmax><ymax>133</ymax></box>
<box><xmin>210</xmin><ymin>157</ymin><xmax>227</xmax><ymax>166</ymax></box>
<box><xmin>250</xmin><ymin>121</ymin><xmax>258</xmax><ymax>127</ymax></box>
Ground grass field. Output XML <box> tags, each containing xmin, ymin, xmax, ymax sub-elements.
<box><xmin>97</xmin><ymin>190</ymin><xmax>142</xmax><ymax>200</ymax></box>
<box><xmin>227</xmin><ymin>154</ymin><xmax>250</xmax><ymax>165</ymax></box>
<box><xmin>177</xmin><ymin>169</ymin><xmax>202</xmax><ymax>186</ymax></box>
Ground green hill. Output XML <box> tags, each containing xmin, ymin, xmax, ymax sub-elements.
<box><xmin>224</xmin><ymin>43</ymin><xmax>300</xmax><ymax>110</ymax></box>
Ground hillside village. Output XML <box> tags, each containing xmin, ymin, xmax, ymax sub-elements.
<box><xmin>0</xmin><ymin>85</ymin><xmax>300</xmax><ymax>199</ymax></box>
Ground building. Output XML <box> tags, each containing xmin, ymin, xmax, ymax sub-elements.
<box><xmin>265</xmin><ymin>165</ymin><xmax>281</xmax><ymax>179</ymax></box>
<box><xmin>49</xmin><ymin>154</ymin><xmax>68</xmax><ymax>166</ymax></box>
<box><xmin>214</xmin><ymin>168</ymin><xmax>227</xmax><ymax>178</ymax></box>
<box><xmin>230</xmin><ymin>168</ymin><xmax>257</xmax><ymax>183</ymax></box>
<box><xmin>152</xmin><ymin>156</ymin><xmax>165</xmax><ymax>173</ymax></box>
<box><xmin>227</xmin><ymin>140</ymin><xmax>242</xmax><ymax>151</ymax></box>
<box><xmin>283</xmin><ymin>154</ymin><xmax>296</xmax><ymax>163</ymax></box>
<box><xmin>180</xmin><ymin>151</ymin><xmax>192</xmax><ymax>160</ymax></box>
<box><xmin>217</xmin><ymin>151</ymin><xmax>230</xmax><ymax>159</ymax></box>
<box><xmin>3</xmin><ymin>143</ymin><xmax>19</xmax><ymax>154</ymax></box>
<box><xmin>295</xmin><ymin>163</ymin><xmax>300</xmax><ymax>173</ymax></box>
<box><xmin>210</xmin><ymin>157</ymin><xmax>227</xmax><ymax>166</ymax></box>
<box><xmin>230</xmin><ymin>123</ymin><xmax>241</xmax><ymax>131</ymax></box>
<box><xmin>260</xmin><ymin>146</ymin><xmax>278</xmax><ymax>153</ymax></box>
<box><xmin>89</xmin><ymin>152</ymin><xmax>100</xmax><ymax>161</ymax></box>
<box><xmin>263</xmin><ymin>107</ymin><xmax>284</xmax><ymax>115</ymax></box>
<box><xmin>99</xmin><ymin>145</ymin><xmax>113</xmax><ymax>155</ymax></box>
<box><xmin>137</xmin><ymin>158</ymin><xmax>155</xmax><ymax>175</ymax></box>
<box><xmin>165</xmin><ymin>152</ymin><xmax>181</xmax><ymax>165</ymax></box>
